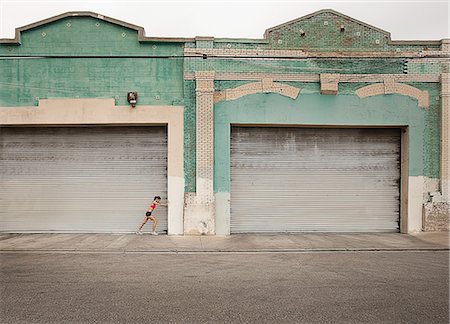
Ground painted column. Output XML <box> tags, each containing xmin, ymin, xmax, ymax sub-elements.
<box><xmin>195</xmin><ymin>71</ymin><xmax>215</xmax><ymax>199</ymax></box>
<box><xmin>423</xmin><ymin>71</ymin><xmax>450</xmax><ymax>231</ymax></box>
<box><xmin>423</xmin><ymin>39</ymin><xmax>450</xmax><ymax>231</ymax></box>
<box><xmin>440</xmin><ymin>40</ymin><xmax>450</xmax><ymax>203</ymax></box>
<box><xmin>183</xmin><ymin>71</ymin><xmax>216</xmax><ymax>234</ymax></box>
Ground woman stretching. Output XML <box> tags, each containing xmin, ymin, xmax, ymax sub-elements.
<box><xmin>136</xmin><ymin>196</ymin><xmax>167</xmax><ymax>235</ymax></box>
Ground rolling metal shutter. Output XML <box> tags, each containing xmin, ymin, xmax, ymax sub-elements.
<box><xmin>0</xmin><ymin>126</ymin><xmax>167</xmax><ymax>233</ymax></box>
<box><xmin>230</xmin><ymin>127</ymin><xmax>401</xmax><ymax>233</ymax></box>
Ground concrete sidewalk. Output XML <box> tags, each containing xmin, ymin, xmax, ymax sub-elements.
<box><xmin>0</xmin><ymin>232</ymin><xmax>448</xmax><ymax>253</ymax></box>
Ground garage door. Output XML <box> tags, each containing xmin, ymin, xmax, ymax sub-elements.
<box><xmin>0</xmin><ymin>126</ymin><xmax>167</xmax><ymax>233</ymax></box>
<box><xmin>231</xmin><ymin>127</ymin><xmax>401</xmax><ymax>233</ymax></box>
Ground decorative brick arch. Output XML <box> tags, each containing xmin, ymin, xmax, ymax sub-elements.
<box><xmin>214</xmin><ymin>79</ymin><xmax>300</xmax><ymax>103</ymax></box>
<box><xmin>355</xmin><ymin>82</ymin><xmax>429</xmax><ymax>108</ymax></box>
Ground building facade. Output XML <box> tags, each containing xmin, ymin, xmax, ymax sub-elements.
<box><xmin>1</xmin><ymin>10</ymin><xmax>449</xmax><ymax>234</ymax></box>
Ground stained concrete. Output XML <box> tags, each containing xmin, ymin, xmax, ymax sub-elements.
<box><xmin>0</xmin><ymin>232</ymin><xmax>448</xmax><ymax>253</ymax></box>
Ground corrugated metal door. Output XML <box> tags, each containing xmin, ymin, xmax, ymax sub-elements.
<box><xmin>0</xmin><ymin>126</ymin><xmax>167</xmax><ymax>233</ymax></box>
<box><xmin>230</xmin><ymin>127</ymin><xmax>401</xmax><ymax>233</ymax></box>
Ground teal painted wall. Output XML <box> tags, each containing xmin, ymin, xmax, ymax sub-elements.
<box><xmin>0</xmin><ymin>17</ymin><xmax>182</xmax><ymax>56</ymax></box>
<box><xmin>264</xmin><ymin>11</ymin><xmax>440</xmax><ymax>52</ymax></box>
<box><xmin>0</xmin><ymin>12</ymin><xmax>444</xmax><ymax>194</ymax></box>
<box><xmin>214</xmin><ymin>87</ymin><xmax>440</xmax><ymax>193</ymax></box>
<box><xmin>181</xmin><ymin>75</ymin><xmax>441</xmax><ymax>193</ymax></box>
<box><xmin>0</xmin><ymin>57</ymin><xmax>183</xmax><ymax>106</ymax></box>
<box><xmin>0</xmin><ymin>16</ymin><xmax>184</xmax><ymax>107</ymax></box>
<box><xmin>184</xmin><ymin>58</ymin><xmax>406</xmax><ymax>75</ymax></box>
<box><xmin>184</xmin><ymin>80</ymin><xmax>196</xmax><ymax>192</ymax></box>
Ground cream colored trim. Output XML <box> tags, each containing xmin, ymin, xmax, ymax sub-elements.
<box><xmin>184</xmin><ymin>72</ymin><xmax>440</xmax><ymax>83</ymax></box>
<box><xmin>194</xmin><ymin>71</ymin><xmax>215</xmax><ymax>201</ymax></box>
<box><xmin>0</xmin><ymin>98</ymin><xmax>185</xmax><ymax>235</ymax></box>
<box><xmin>184</xmin><ymin>47</ymin><xmax>449</xmax><ymax>59</ymax></box>
<box><xmin>320</xmin><ymin>74</ymin><xmax>340</xmax><ymax>95</ymax></box>
<box><xmin>355</xmin><ymin>83</ymin><xmax>429</xmax><ymax>108</ymax></box>
<box><xmin>214</xmin><ymin>80</ymin><xmax>300</xmax><ymax>103</ymax></box>
<box><xmin>400</xmin><ymin>128</ymin><xmax>409</xmax><ymax>233</ymax></box>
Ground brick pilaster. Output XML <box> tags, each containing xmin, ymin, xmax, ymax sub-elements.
<box><xmin>195</xmin><ymin>71</ymin><xmax>215</xmax><ymax>201</ymax></box>
<box><xmin>183</xmin><ymin>71</ymin><xmax>216</xmax><ymax>235</ymax></box>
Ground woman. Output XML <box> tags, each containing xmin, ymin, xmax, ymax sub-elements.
<box><xmin>135</xmin><ymin>196</ymin><xmax>167</xmax><ymax>235</ymax></box>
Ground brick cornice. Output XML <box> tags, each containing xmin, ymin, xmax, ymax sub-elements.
<box><xmin>184</xmin><ymin>72</ymin><xmax>440</xmax><ymax>83</ymax></box>
<box><xmin>184</xmin><ymin>47</ymin><xmax>450</xmax><ymax>59</ymax></box>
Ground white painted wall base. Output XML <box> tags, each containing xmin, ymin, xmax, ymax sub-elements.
<box><xmin>183</xmin><ymin>193</ymin><xmax>215</xmax><ymax>235</ymax></box>
<box><xmin>215</xmin><ymin>192</ymin><xmax>231</xmax><ymax>235</ymax></box>
<box><xmin>407</xmin><ymin>176</ymin><xmax>442</xmax><ymax>233</ymax></box>
<box><xmin>408</xmin><ymin>176</ymin><xmax>425</xmax><ymax>233</ymax></box>
<box><xmin>168</xmin><ymin>176</ymin><xmax>185</xmax><ymax>235</ymax></box>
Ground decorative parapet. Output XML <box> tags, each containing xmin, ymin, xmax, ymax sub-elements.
<box><xmin>0</xmin><ymin>11</ymin><xmax>193</xmax><ymax>44</ymax></box>
<box><xmin>355</xmin><ymin>81</ymin><xmax>430</xmax><ymax>108</ymax></box>
<box><xmin>214</xmin><ymin>79</ymin><xmax>300</xmax><ymax>103</ymax></box>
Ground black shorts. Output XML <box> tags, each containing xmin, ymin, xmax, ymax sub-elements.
<box><xmin>146</xmin><ymin>211</ymin><xmax>152</xmax><ymax>217</ymax></box>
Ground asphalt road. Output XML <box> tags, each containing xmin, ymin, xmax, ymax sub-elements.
<box><xmin>1</xmin><ymin>251</ymin><xmax>448</xmax><ymax>323</ymax></box>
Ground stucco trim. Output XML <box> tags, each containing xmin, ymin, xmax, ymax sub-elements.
<box><xmin>0</xmin><ymin>98</ymin><xmax>185</xmax><ymax>235</ymax></box>
<box><xmin>355</xmin><ymin>83</ymin><xmax>430</xmax><ymax>108</ymax></box>
<box><xmin>214</xmin><ymin>80</ymin><xmax>300</xmax><ymax>103</ymax></box>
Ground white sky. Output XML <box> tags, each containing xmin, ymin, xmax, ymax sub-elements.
<box><xmin>0</xmin><ymin>0</ymin><xmax>449</xmax><ymax>40</ymax></box>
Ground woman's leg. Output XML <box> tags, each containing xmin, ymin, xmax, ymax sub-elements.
<box><xmin>138</xmin><ymin>217</ymin><xmax>149</xmax><ymax>231</ymax></box>
<box><xmin>149</xmin><ymin>216</ymin><xmax>157</xmax><ymax>232</ymax></box>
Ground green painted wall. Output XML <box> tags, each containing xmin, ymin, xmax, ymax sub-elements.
<box><xmin>0</xmin><ymin>57</ymin><xmax>183</xmax><ymax>106</ymax></box>
<box><xmin>184</xmin><ymin>80</ymin><xmax>196</xmax><ymax>192</ymax></box>
<box><xmin>184</xmin><ymin>57</ymin><xmax>406</xmax><ymax>75</ymax></box>
<box><xmin>0</xmin><ymin>17</ymin><xmax>182</xmax><ymax>56</ymax></box>
<box><xmin>264</xmin><ymin>11</ymin><xmax>440</xmax><ymax>52</ymax></box>
<box><xmin>182</xmin><ymin>59</ymin><xmax>442</xmax><ymax>192</ymax></box>
<box><xmin>214</xmin><ymin>87</ymin><xmax>440</xmax><ymax>193</ymax></box>
<box><xmin>0</xmin><ymin>16</ymin><xmax>184</xmax><ymax>107</ymax></box>
<box><xmin>0</xmin><ymin>12</ymin><xmax>445</xmax><ymax>194</ymax></box>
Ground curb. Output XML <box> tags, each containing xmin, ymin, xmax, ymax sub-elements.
<box><xmin>1</xmin><ymin>247</ymin><xmax>448</xmax><ymax>254</ymax></box>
